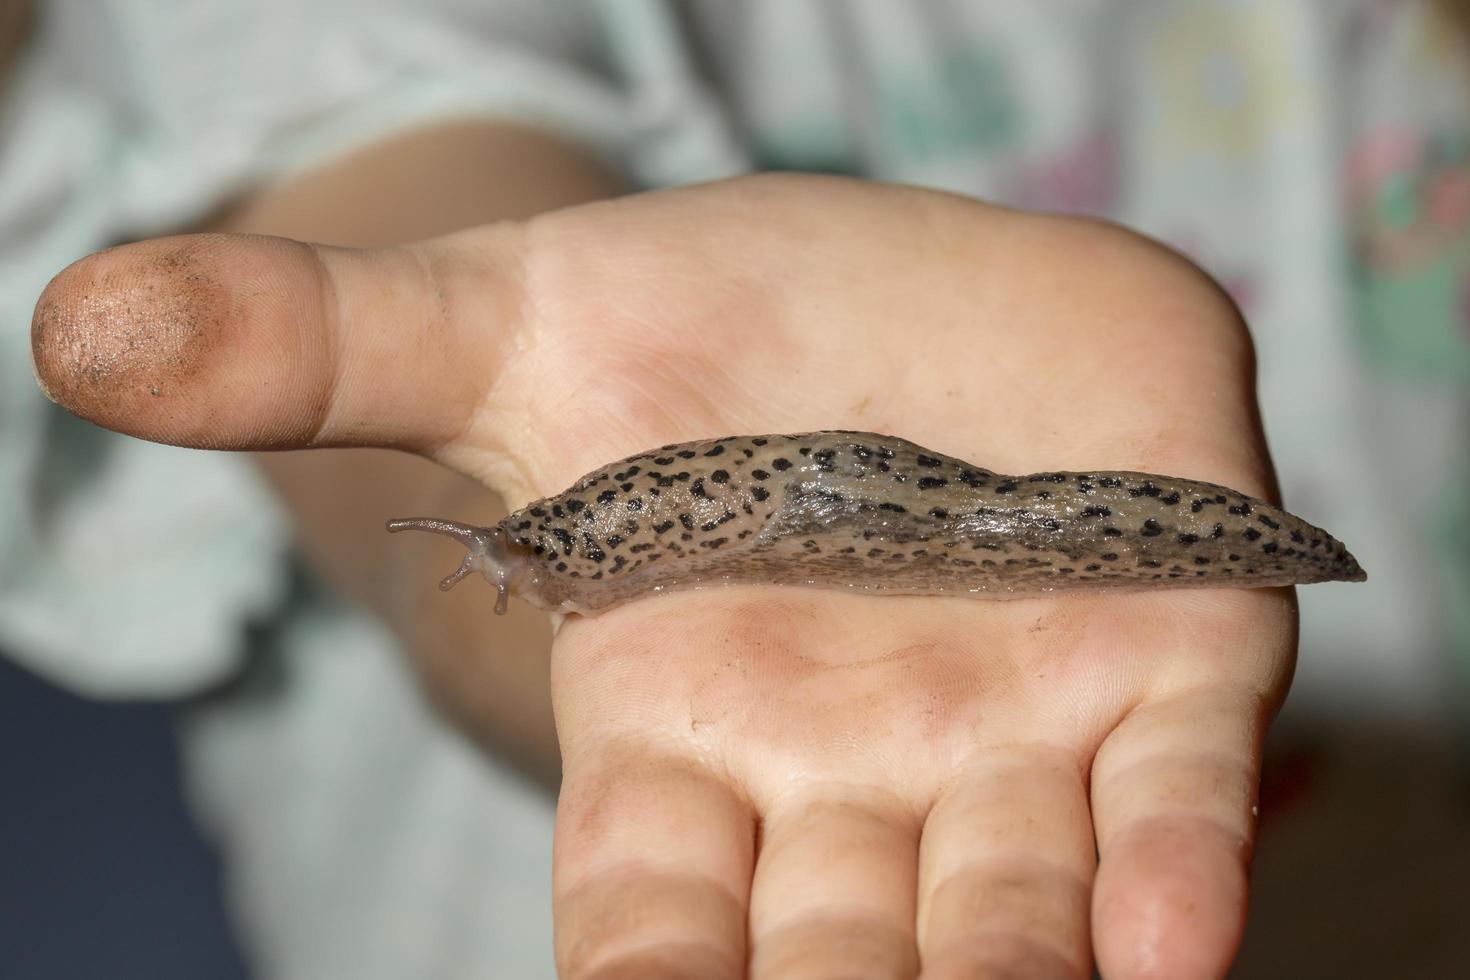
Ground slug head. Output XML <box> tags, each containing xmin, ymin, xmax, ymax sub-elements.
<box><xmin>385</xmin><ymin>517</ymin><xmax>537</xmax><ymax>615</ymax></box>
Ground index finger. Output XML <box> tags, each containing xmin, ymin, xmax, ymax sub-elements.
<box><xmin>30</xmin><ymin>229</ymin><xmax>521</xmax><ymax>454</ymax></box>
<box><xmin>554</xmin><ymin>739</ymin><xmax>755</xmax><ymax>979</ymax></box>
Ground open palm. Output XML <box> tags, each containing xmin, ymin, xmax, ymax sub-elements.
<box><xmin>35</xmin><ymin>175</ymin><xmax>1295</xmax><ymax>978</ymax></box>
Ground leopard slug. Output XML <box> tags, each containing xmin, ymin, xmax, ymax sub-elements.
<box><xmin>387</xmin><ymin>431</ymin><xmax>1366</xmax><ymax>616</ymax></box>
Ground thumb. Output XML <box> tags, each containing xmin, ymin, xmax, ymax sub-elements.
<box><xmin>30</xmin><ymin>229</ymin><xmax>523</xmax><ymax>454</ymax></box>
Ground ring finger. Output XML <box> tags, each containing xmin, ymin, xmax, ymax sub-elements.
<box><xmin>916</xmin><ymin>745</ymin><xmax>1095</xmax><ymax>978</ymax></box>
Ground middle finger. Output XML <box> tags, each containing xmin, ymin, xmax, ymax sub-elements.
<box><xmin>749</xmin><ymin>786</ymin><xmax>922</xmax><ymax>979</ymax></box>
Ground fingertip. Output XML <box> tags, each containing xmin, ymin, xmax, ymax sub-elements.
<box><xmin>33</xmin><ymin>236</ymin><xmax>218</xmax><ymax>420</ymax></box>
<box><xmin>30</xmin><ymin>233</ymin><xmax>329</xmax><ymax>449</ymax></box>
<box><xmin>1092</xmin><ymin>821</ymin><xmax>1249</xmax><ymax>980</ymax></box>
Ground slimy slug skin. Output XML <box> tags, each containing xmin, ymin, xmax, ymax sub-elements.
<box><xmin>388</xmin><ymin>431</ymin><xmax>1366</xmax><ymax>617</ymax></box>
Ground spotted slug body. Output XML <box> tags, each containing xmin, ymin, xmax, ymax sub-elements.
<box><xmin>387</xmin><ymin>431</ymin><xmax>1366</xmax><ymax>616</ymax></box>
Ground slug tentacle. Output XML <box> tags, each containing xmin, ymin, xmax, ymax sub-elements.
<box><xmin>388</xmin><ymin>432</ymin><xmax>1366</xmax><ymax>617</ymax></box>
<box><xmin>386</xmin><ymin>518</ymin><xmax>535</xmax><ymax>615</ymax></box>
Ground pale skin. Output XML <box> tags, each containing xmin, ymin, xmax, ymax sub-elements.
<box><xmin>31</xmin><ymin>122</ymin><xmax>1296</xmax><ymax>979</ymax></box>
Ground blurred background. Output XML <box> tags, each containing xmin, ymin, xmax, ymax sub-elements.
<box><xmin>3</xmin><ymin>1</ymin><xmax>1469</xmax><ymax>977</ymax></box>
<box><xmin>0</xmin><ymin>654</ymin><xmax>247</xmax><ymax>978</ymax></box>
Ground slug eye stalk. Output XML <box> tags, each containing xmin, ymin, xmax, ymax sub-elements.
<box><xmin>387</xmin><ymin>518</ymin><xmax>533</xmax><ymax>615</ymax></box>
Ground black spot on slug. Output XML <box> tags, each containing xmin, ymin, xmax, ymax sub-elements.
<box><xmin>772</xmin><ymin>458</ymin><xmax>792</xmax><ymax>471</ymax></box>
<box><xmin>1141</xmin><ymin>519</ymin><xmax>1163</xmax><ymax>536</ymax></box>
<box><xmin>917</xmin><ymin>477</ymin><xmax>947</xmax><ymax>490</ymax></box>
<box><xmin>958</xmin><ymin>469</ymin><xmax>989</xmax><ymax>487</ymax></box>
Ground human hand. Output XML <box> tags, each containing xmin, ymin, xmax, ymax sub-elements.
<box><xmin>33</xmin><ymin>174</ymin><xmax>1293</xmax><ymax>978</ymax></box>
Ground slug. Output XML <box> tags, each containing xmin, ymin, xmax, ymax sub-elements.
<box><xmin>387</xmin><ymin>431</ymin><xmax>1366</xmax><ymax>616</ymax></box>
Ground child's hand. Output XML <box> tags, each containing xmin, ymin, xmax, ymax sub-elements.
<box><xmin>34</xmin><ymin>174</ymin><xmax>1291</xmax><ymax>979</ymax></box>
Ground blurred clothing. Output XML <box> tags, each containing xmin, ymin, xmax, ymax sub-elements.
<box><xmin>2</xmin><ymin>1</ymin><xmax>1466</xmax><ymax>977</ymax></box>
